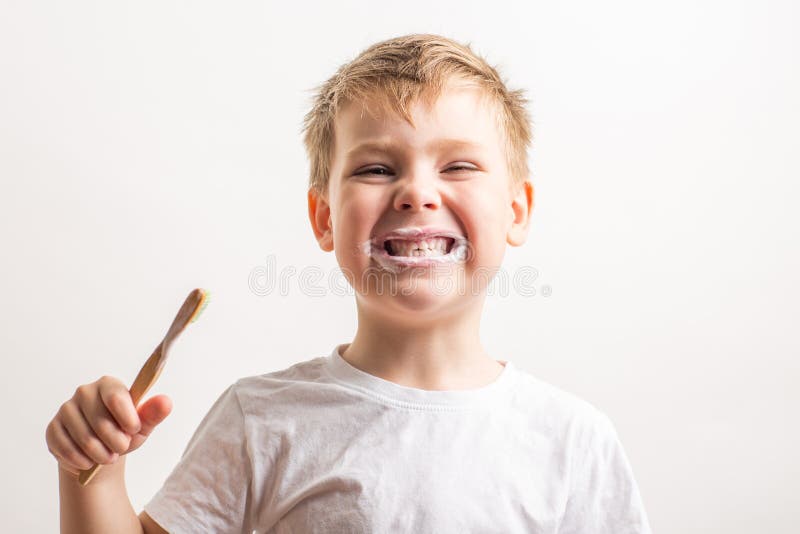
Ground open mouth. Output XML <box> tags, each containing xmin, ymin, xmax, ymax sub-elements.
<box><xmin>360</xmin><ymin>228</ymin><xmax>469</xmax><ymax>272</ymax></box>
<box><xmin>383</xmin><ymin>236</ymin><xmax>456</xmax><ymax>258</ymax></box>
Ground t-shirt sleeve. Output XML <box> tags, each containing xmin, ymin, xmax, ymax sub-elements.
<box><xmin>143</xmin><ymin>383</ymin><xmax>253</xmax><ymax>534</ymax></box>
<box><xmin>557</xmin><ymin>412</ymin><xmax>653</xmax><ymax>534</ymax></box>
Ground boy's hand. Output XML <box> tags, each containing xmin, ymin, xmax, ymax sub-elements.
<box><xmin>45</xmin><ymin>376</ymin><xmax>172</xmax><ymax>476</ymax></box>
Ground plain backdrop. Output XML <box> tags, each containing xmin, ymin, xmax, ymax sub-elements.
<box><xmin>1</xmin><ymin>1</ymin><xmax>798</xmax><ymax>532</ymax></box>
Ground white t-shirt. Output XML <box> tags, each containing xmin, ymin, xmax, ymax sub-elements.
<box><xmin>144</xmin><ymin>344</ymin><xmax>652</xmax><ymax>533</ymax></box>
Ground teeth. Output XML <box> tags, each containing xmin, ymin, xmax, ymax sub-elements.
<box><xmin>387</xmin><ymin>237</ymin><xmax>450</xmax><ymax>257</ymax></box>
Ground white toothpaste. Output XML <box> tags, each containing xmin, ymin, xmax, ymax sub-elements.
<box><xmin>359</xmin><ymin>229</ymin><xmax>470</xmax><ymax>273</ymax></box>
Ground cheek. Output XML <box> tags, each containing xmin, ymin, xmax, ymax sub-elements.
<box><xmin>461</xmin><ymin>187</ymin><xmax>506</xmax><ymax>228</ymax></box>
<box><xmin>334</xmin><ymin>186</ymin><xmax>373</xmax><ymax>227</ymax></box>
<box><xmin>332</xmin><ymin>190</ymin><xmax>385</xmax><ymax>266</ymax></box>
<box><xmin>337</xmin><ymin>195</ymin><xmax>382</xmax><ymax>236</ymax></box>
<box><xmin>459</xmin><ymin>190</ymin><xmax>510</xmax><ymax>263</ymax></box>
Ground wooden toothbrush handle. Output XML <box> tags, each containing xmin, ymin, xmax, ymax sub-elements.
<box><xmin>77</xmin><ymin>344</ymin><xmax>166</xmax><ymax>486</ymax></box>
<box><xmin>129</xmin><ymin>344</ymin><xmax>167</xmax><ymax>405</ymax></box>
<box><xmin>76</xmin><ymin>461</ymin><xmax>103</xmax><ymax>486</ymax></box>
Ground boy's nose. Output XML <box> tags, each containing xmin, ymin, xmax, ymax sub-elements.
<box><xmin>393</xmin><ymin>175</ymin><xmax>441</xmax><ymax>212</ymax></box>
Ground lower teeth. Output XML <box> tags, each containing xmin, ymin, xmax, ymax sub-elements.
<box><xmin>395</xmin><ymin>249</ymin><xmax>445</xmax><ymax>257</ymax></box>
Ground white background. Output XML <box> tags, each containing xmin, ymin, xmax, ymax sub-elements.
<box><xmin>2</xmin><ymin>1</ymin><xmax>798</xmax><ymax>532</ymax></box>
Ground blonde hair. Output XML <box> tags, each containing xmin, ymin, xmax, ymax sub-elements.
<box><xmin>302</xmin><ymin>33</ymin><xmax>532</xmax><ymax>194</ymax></box>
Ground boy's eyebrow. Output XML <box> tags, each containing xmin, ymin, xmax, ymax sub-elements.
<box><xmin>345</xmin><ymin>138</ymin><xmax>485</xmax><ymax>158</ymax></box>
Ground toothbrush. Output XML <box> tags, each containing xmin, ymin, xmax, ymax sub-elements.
<box><xmin>77</xmin><ymin>288</ymin><xmax>211</xmax><ymax>486</ymax></box>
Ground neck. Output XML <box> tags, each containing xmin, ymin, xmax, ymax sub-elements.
<box><xmin>342</xmin><ymin>296</ymin><xmax>504</xmax><ymax>390</ymax></box>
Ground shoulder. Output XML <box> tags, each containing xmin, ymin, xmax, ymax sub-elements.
<box><xmin>508</xmin><ymin>366</ymin><xmax>618</xmax><ymax>446</ymax></box>
<box><xmin>233</xmin><ymin>354</ymin><xmax>329</xmax><ymax>389</ymax></box>
<box><xmin>225</xmin><ymin>354</ymin><xmax>333</xmax><ymax>413</ymax></box>
<box><xmin>515</xmin><ymin>372</ymin><xmax>654</xmax><ymax>532</ymax></box>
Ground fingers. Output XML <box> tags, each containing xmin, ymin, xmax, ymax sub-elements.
<box><xmin>79</xmin><ymin>376</ymin><xmax>142</xmax><ymax>457</ymax></box>
<box><xmin>46</xmin><ymin>418</ymin><xmax>93</xmax><ymax>472</ymax></box>
<box><xmin>98</xmin><ymin>377</ymin><xmax>141</xmax><ymax>435</ymax></box>
<box><xmin>45</xmin><ymin>376</ymin><xmax>132</xmax><ymax>471</ymax></box>
<box><xmin>46</xmin><ymin>376</ymin><xmax>172</xmax><ymax>472</ymax></box>
<box><xmin>83</xmin><ymin>396</ymin><xmax>133</xmax><ymax>456</ymax></box>
<box><xmin>98</xmin><ymin>378</ymin><xmax>141</xmax><ymax>435</ymax></box>
<box><xmin>56</xmin><ymin>397</ymin><xmax>118</xmax><ymax>466</ymax></box>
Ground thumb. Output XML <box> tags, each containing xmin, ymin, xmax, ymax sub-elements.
<box><xmin>138</xmin><ymin>394</ymin><xmax>173</xmax><ymax>435</ymax></box>
<box><xmin>127</xmin><ymin>394</ymin><xmax>173</xmax><ymax>453</ymax></box>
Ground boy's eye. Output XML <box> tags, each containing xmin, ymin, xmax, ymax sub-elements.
<box><xmin>446</xmin><ymin>164</ymin><xmax>477</xmax><ymax>172</ymax></box>
<box><xmin>357</xmin><ymin>167</ymin><xmax>392</xmax><ymax>176</ymax></box>
<box><xmin>355</xmin><ymin>164</ymin><xmax>477</xmax><ymax>176</ymax></box>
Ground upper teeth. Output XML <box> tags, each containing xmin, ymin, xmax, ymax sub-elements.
<box><xmin>387</xmin><ymin>237</ymin><xmax>450</xmax><ymax>257</ymax></box>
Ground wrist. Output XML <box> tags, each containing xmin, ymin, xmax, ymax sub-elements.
<box><xmin>59</xmin><ymin>457</ymin><xmax>127</xmax><ymax>488</ymax></box>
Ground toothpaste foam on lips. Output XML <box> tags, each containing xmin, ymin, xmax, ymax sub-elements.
<box><xmin>359</xmin><ymin>226</ymin><xmax>470</xmax><ymax>273</ymax></box>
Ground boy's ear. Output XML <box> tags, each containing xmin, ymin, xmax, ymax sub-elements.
<box><xmin>308</xmin><ymin>187</ymin><xmax>334</xmax><ymax>252</ymax></box>
<box><xmin>507</xmin><ymin>180</ymin><xmax>534</xmax><ymax>247</ymax></box>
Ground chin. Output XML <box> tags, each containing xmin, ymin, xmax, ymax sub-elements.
<box><xmin>363</xmin><ymin>283</ymin><xmax>476</xmax><ymax>321</ymax></box>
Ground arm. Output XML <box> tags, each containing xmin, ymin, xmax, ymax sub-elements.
<box><xmin>140</xmin><ymin>510</ymin><xmax>168</xmax><ymax>534</ymax></box>
<box><xmin>557</xmin><ymin>413</ymin><xmax>652</xmax><ymax>534</ymax></box>
<box><xmin>58</xmin><ymin>459</ymin><xmax>146</xmax><ymax>534</ymax></box>
<box><xmin>46</xmin><ymin>377</ymin><xmax>172</xmax><ymax>534</ymax></box>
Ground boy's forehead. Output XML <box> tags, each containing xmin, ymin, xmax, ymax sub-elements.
<box><xmin>333</xmin><ymin>84</ymin><xmax>503</xmax><ymax>153</ymax></box>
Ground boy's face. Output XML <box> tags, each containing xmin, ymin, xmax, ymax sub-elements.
<box><xmin>308</xmin><ymin>81</ymin><xmax>533</xmax><ymax>322</ymax></box>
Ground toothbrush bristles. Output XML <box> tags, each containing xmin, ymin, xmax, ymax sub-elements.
<box><xmin>189</xmin><ymin>290</ymin><xmax>211</xmax><ymax>323</ymax></box>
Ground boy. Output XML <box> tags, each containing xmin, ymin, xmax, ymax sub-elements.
<box><xmin>46</xmin><ymin>34</ymin><xmax>652</xmax><ymax>533</ymax></box>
